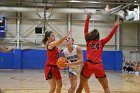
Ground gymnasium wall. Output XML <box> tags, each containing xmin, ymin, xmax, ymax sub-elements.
<box><xmin>1</xmin><ymin>12</ymin><xmax>116</xmax><ymax>50</ymax></box>
<box><xmin>0</xmin><ymin>49</ymin><xmax>122</xmax><ymax>70</ymax></box>
<box><xmin>121</xmin><ymin>23</ymin><xmax>139</xmax><ymax>50</ymax></box>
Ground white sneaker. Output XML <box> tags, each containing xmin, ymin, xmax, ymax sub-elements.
<box><xmin>135</xmin><ymin>71</ymin><xmax>139</xmax><ymax>76</ymax></box>
<box><xmin>125</xmin><ymin>14</ymin><xmax>135</xmax><ymax>21</ymax></box>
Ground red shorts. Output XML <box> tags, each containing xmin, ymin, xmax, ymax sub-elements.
<box><xmin>44</xmin><ymin>65</ymin><xmax>62</xmax><ymax>80</ymax></box>
<box><xmin>81</xmin><ymin>62</ymin><xmax>106</xmax><ymax>78</ymax></box>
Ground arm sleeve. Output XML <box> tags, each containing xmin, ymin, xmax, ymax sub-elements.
<box><xmin>101</xmin><ymin>24</ymin><xmax>119</xmax><ymax>46</ymax></box>
<box><xmin>84</xmin><ymin>15</ymin><xmax>90</xmax><ymax>40</ymax></box>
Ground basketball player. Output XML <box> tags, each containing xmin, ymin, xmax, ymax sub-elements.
<box><xmin>76</xmin><ymin>13</ymin><xmax>121</xmax><ymax>93</ymax></box>
<box><xmin>42</xmin><ymin>31</ymin><xmax>71</xmax><ymax>93</ymax></box>
<box><xmin>62</xmin><ymin>37</ymin><xmax>90</xmax><ymax>93</ymax></box>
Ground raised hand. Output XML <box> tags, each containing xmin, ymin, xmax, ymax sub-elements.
<box><xmin>64</xmin><ymin>30</ymin><xmax>72</xmax><ymax>38</ymax></box>
<box><xmin>115</xmin><ymin>20</ymin><xmax>122</xmax><ymax>25</ymax></box>
<box><xmin>87</xmin><ymin>13</ymin><xmax>92</xmax><ymax>19</ymax></box>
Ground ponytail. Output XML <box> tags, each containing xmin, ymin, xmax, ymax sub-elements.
<box><xmin>42</xmin><ymin>31</ymin><xmax>53</xmax><ymax>44</ymax></box>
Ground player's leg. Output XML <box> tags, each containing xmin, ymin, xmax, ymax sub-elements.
<box><xmin>76</xmin><ymin>75</ymin><xmax>89</xmax><ymax>93</ymax></box>
<box><xmin>83</xmin><ymin>82</ymin><xmax>90</xmax><ymax>93</ymax></box>
<box><xmin>56</xmin><ymin>79</ymin><xmax>62</xmax><ymax>93</ymax></box>
<box><xmin>97</xmin><ymin>77</ymin><xmax>110</xmax><ymax>93</ymax></box>
<box><xmin>45</xmin><ymin>66</ymin><xmax>56</xmax><ymax>93</ymax></box>
<box><xmin>53</xmin><ymin>67</ymin><xmax>62</xmax><ymax>93</ymax></box>
<box><xmin>76</xmin><ymin>62</ymin><xmax>93</xmax><ymax>93</ymax></box>
<box><xmin>68</xmin><ymin>73</ymin><xmax>77</xmax><ymax>93</ymax></box>
<box><xmin>48</xmin><ymin>77</ymin><xmax>56</xmax><ymax>93</ymax></box>
<box><xmin>95</xmin><ymin>64</ymin><xmax>110</xmax><ymax>93</ymax></box>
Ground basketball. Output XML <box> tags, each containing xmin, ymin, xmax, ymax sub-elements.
<box><xmin>57</xmin><ymin>57</ymin><xmax>67</xmax><ymax>69</ymax></box>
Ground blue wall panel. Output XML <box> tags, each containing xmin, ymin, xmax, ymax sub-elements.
<box><xmin>0</xmin><ymin>51</ymin><xmax>15</xmax><ymax>68</ymax></box>
<box><xmin>14</xmin><ymin>49</ymin><xmax>22</xmax><ymax>69</ymax></box>
<box><xmin>102</xmin><ymin>51</ymin><xmax>122</xmax><ymax>70</ymax></box>
<box><xmin>0</xmin><ymin>49</ymin><xmax>122</xmax><ymax>70</ymax></box>
<box><xmin>83</xmin><ymin>50</ymin><xmax>87</xmax><ymax>62</ymax></box>
<box><xmin>114</xmin><ymin>51</ymin><xmax>123</xmax><ymax>70</ymax></box>
<box><xmin>21</xmin><ymin>49</ymin><xmax>46</xmax><ymax>69</ymax></box>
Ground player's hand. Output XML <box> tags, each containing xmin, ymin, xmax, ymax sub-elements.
<box><xmin>64</xmin><ymin>30</ymin><xmax>72</xmax><ymax>39</ymax></box>
<box><xmin>65</xmin><ymin>60</ymin><xmax>72</xmax><ymax>67</ymax></box>
<box><xmin>65</xmin><ymin>63</ymin><xmax>70</xmax><ymax>68</ymax></box>
<box><xmin>87</xmin><ymin>13</ymin><xmax>92</xmax><ymax>19</ymax></box>
<box><xmin>115</xmin><ymin>20</ymin><xmax>122</xmax><ymax>25</ymax></box>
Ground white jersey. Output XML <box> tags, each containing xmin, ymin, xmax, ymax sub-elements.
<box><xmin>63</xmin><ymin>45</ymin><xmax>81</xmax><ymax>76</ymax></box>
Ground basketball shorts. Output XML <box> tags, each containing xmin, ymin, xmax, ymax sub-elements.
<box><xmin>81</xmin><ymin>62</ymin><xmax>106</xmax><ymax>78</ymax></box>
<box><xmin>44</xmin><ymin>65</ymin><xmax>62</xmax><ymax>80</ymax></box>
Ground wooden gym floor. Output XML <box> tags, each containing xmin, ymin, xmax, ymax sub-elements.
<box><xmin>0</xmin><ymin>69</ymin><xmax>140</xmax><ymax>93</ymax></box>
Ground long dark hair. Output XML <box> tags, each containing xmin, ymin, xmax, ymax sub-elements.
<box><xmin>42</xmin><ymin>31</ymin><xmax>53</xmax><ymax>44</ymax></box>
<box><xmin>85</xmin><ymin>29</ymin><xmax>99</xmax><ymax>41</ymax></box>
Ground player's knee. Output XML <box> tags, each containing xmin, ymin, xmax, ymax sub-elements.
<box><xmin>78</xmin><ymin>85</ymin><xmax>84</xmax><ymax>89</ymax></box>
<box><xmin>50</xmin><ymin>87</ymin><xmax>56</xmax><ymax>92</ymax></box>
<box><xmin>71</xmin><ymin>85</ymin><xmax>77</xmax><ymax>90</ymax></box>
<box><xmin>102</xmin><ymin>85</ymin><xmax>109</xmax><ymax>90</ymax></box>
<box><xmin>57</xmin><ymin>83</ymin><xmax>62</xmax><ymax>89</ymax></box>
<box><xmin>56</xmin><ymin>88</ymin><xmax>61</xmax><ymax>93</ymax></box>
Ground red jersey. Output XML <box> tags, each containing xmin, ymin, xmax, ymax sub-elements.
<box><xmin>45</xmin><ymin>46</ymin><xmax>59</xmax><ymax>66</ymax></box>
<box><xmin>84</xmin><ymin>16</ymin><xmax>118</xmax><ymax>63</ymax></box>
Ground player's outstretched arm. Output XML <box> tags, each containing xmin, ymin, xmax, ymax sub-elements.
<box><xmin>84</xmin><ymin>13</ymin><xmax>92</xmax><ymax>40</ymax></box>
<box><xmin>48</xmin><ymin>31</ymin><xmax>71</xmax><ymax>49</ymax></box>
<box><xmin>101</xmin><ymin>20</ymin><xmax>121</xmax><ymax>45</ymax></box>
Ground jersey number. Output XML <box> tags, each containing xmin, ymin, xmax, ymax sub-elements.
<box><xmin>91</xmin><ymin>43</ymin><xmax>99</xmax><ymax>49</ymax></box>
